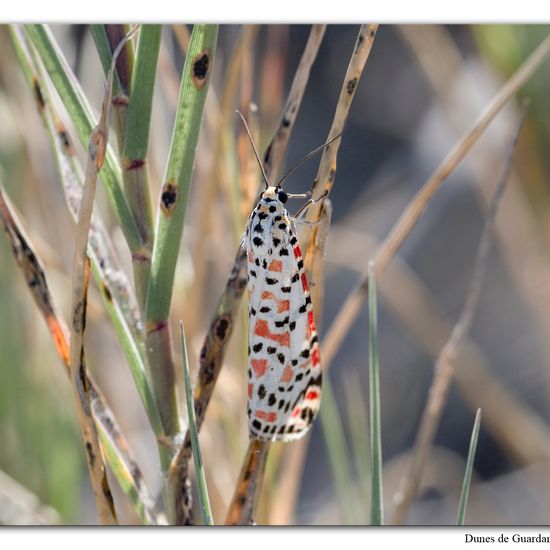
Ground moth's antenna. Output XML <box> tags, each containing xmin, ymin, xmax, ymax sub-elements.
<box><xmin>275</xmin><ymin>132</ymin><xmax>343</xmax><ymax>190</ymax></box>
<box><xmin>235</xmin><ymin>110</ymin><xmax>270</xmax><ymax>190</ymax></box>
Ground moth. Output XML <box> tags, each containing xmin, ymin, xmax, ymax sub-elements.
<box><xmin>245</xmin><ymin>184</ymin><xmax>322</xmax><ymax>441</ymax></box>
<box><xmin>239</xmin><ymin>112</ymin><xmax>339</xmax><ymax>441</ymax></box>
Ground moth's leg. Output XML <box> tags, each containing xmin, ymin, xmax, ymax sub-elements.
<box><xmin>286</xmin><ymin>191</ymin><xmax>310</xmax><ymax>200</ymax></box>
<box><xmin>293</xmin><ymin>190</ymin><xmax>329</xmax><ymax>219</ymax></box>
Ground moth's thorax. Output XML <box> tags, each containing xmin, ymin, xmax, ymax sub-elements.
<box><xmin>261</xmin><ymin>186</ymin><xmax>279</xmax><ymax>201</ymax></box>
<box><xmin>246</xmin><ymin>187</ymin><xmax>290</xmax><ymax>257</ymax></box>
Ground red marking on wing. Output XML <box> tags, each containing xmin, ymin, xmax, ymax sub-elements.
<box><xmin>311</xmin><ymin>347</ymin><xmax>320</xmax><ymax>366</ymax></box>
<box><xmin>293</xmin><ymin>245</ymin><xmax>301</xmax><ymax>258</ymax></box>
<box><xmin>248</xmin><ymin>383</ymin><xmax>253</xmax><ymax>398</ymax></box>
<box><xmin>255</xmin><ymin>410</ymin><xmax>277</xmax><ymax>422</ymax></box>
<box><xmin>247</xmin><ymin>250</ymin><xmax>254</xmax><ymax>263</ymax></box>
<box><xmin>291</xmin><ymin>407</ymin><xmax>301</xmax><ymax>418</ymax></box>
<box><xmin>306</xmin><ymin>390</ymin><xmax>320</xmax><ymax>401</ymax></box>
<box><xmin>277</xmin><ymin>300</ymin><xmax>290</xmax><ymax>313</ymax></box>
<box><xmin>251</xmin><ymin>358</ymin><xmax>267</xmax><ymax>377</ymax></box>
<box><xmin>254</xmin><ymin>319</ymin><xmax>290</xmax><ymax>347</ymax></box>
<box><xmin>280</xmin><ymin>365</ymin><xmax>293</xmax><ymax>383</ymax></box>
<box><xmin>305</xmin><ymin>320</ymin><xmax>312</xmax><ymax>339</ymax></box>
<box><xmin>301</xmin><ymin>272</ymin><xmax>309</xmax><ymax>291</ymax></box>
<box><xmin>268</xmin><ymin>259</ymin><xmax>282</xmax><ymax>272</ymax></box>
<box><xmin>260</xmin><ymin>291</ymin><xmax>289</xmax><ymax>313</ymax></box>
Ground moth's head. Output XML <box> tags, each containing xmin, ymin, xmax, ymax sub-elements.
<box><xmin>262</xmin><ymin>186</ymin><xmax>288</xmax><ymax>204</ymax></box>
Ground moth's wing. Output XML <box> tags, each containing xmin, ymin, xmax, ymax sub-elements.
<box><xmin>246</xmin><ymin>211</ymin><xmax>321</xmax><ymax>441</ymax></box>
<box><xmin>275</xmin><ymin>235</ymin><xmax>322</xmax><ymax>441</ymax></box>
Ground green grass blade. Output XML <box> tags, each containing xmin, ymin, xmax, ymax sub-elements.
<box><xmin>24</xmin><ymin>24</ymin><xmax>143</xmax><ymax>254</ymax></box>
<box><xmin>145</xmin><ymin>24</ymin><xmax>218</xmax><ymax>323</ymax></box>
<box><xmin>91</xmin><ymin>25</ymin><xmax>135</xmax><ymax>99</ymax></box>
<box><xmin>343</xmin><ymin>371</ymin><xmax>372</xmax><ymax>516</ymax></box>
<box><xmin>368</xmin><ymin>261</ymin><xmax>384</xmax><ymax>525</ymax></box>
<box><xmin>92</xmin><ymin>24</ymin><xmax>160</xmax><ymax>310</ymax></box>
<box><xmin>457</xmin><ymin>408</ymin><xmax>482</xmax><ymax>526</ymax></box>
<box><xmin>120</xmin><ymin>24</ymin><xmax>161</xmax><ymax>307</ymax></box>
<box><xmin>319</xmin><ymin>373</ymin><xmax>358</xmax><ymax>524</ymax></box>
<box><xmin>122</xmin><ymin>25</ymin><xmax>161</xmax><ymax>162</ymax></box>
<box><xmin>90</xmin><ymin>25</ymin><xmax>132</xmax><ymax>152</ymax></box>
<box><xmin>10</xmin><ymin>25</ymin><xmax>162</xmax><ymax>438</ymax></box>
<box><xmin>90</xmin><ymin>25</ymin><xmax>124</xmax><ymax>96</ymax></box>
<box><xmin>179</xmin><ymin>321</ymin><xmax>213</xmax><ymax>526</ymax></box>
<box><xmin>98</xmin><ymin>427</ymin><xmax>159</xmax><ymax>525</ymax></box>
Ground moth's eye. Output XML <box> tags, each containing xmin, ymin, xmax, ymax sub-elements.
<box><xmin>277</xmin><ymin>190</ymin><xmax>288</xmax><ymax>204</ymax></box>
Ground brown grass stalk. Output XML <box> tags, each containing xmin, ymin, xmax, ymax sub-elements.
<box><xmin>329</xmin><ymin>222</ymin><xmax>550</xmax><ymax>471</ymax></box>
<box><xmin>12</xmin><ymin>24</ymin><xmax>144</xmax><ymax>346</ymax></box>
<box><xmin>399</xmin><ymin>24</ymin><xmax>550</xmax><ymax>404</ymax></box>
<box><xmin>225</xmin><ymin>440</ymin><xmax>271</xmax><ymax>525</ymax></box>
<box><xmin>0</xmin><ymin>176</ymin><xmax>157</xmax><ymax>524</ymax></box>
<box><xmin>307</xmin><ymin>24</ymin><xmax>377</xmax><ymax>208</ymax></box>
<box><xmin>266</xmin><ymin>25</ymin><xmax>378</xmax><ymax>525</ymax></box>
<box><xmin>224</xmin><ymin>25</ymin><xmax>377</xmax><ymax>526</ymax></box>
<box><xmin>390</xmin><ymin>101</ymin><xmax>529</xmax><ymax>525</ymax></box>
<box><xmin>217</xmin><ymin>25</ymin><xmax>330</xmax><ymax>526</ymax></box>
<box><xmin>167</xmin><ymin>25</ymin><xmax>327</xmax><ymax>525</ymax></box>
<box><xmin>320</xmin><ymin>34</ymin><xmax>550</xmax><ymax>374</ymax></box>
<box><xmin>68</xmin><ymin>34</ymin><xmax>136</xmax><ymax>525</ymax></box>
<box><xmin>263</xmin><ymin>24</ymin><xmax>326</xmax><ymax>180</ymax></box>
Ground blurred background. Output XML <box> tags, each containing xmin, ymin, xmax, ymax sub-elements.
<box><xmin>1</xmin><ymin>24</ymin><xmax>550</xmax><ymax>525</ymax></box>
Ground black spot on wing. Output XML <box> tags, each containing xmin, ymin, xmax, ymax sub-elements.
<box><xmin>258</xmin><ymin>385</ymin><xmax>266</xmax><ymax>400</ymax></box>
